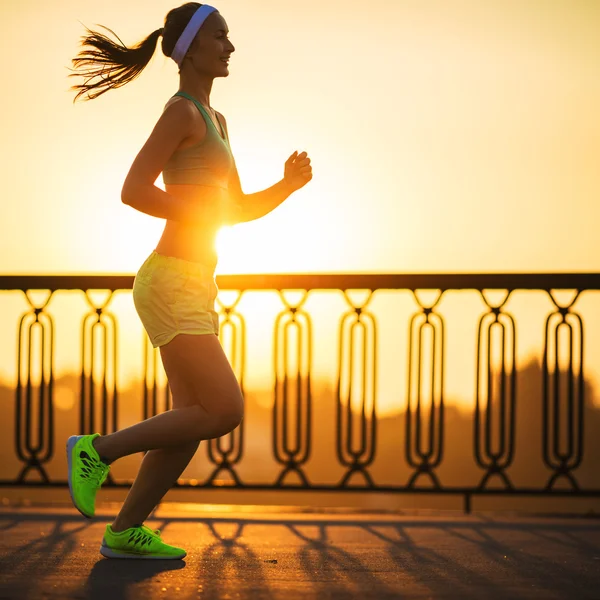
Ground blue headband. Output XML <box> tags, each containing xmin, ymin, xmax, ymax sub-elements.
<box><xmin>171</xmin><ymin>4</ymin><xmax>218</xmax><ymax>67</ymax></box>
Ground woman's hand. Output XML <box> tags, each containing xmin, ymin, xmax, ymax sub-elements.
<box><xmin>283</xmin><ymin>151</ymin><xmax>313</xmax><ymax>193</ymax></box>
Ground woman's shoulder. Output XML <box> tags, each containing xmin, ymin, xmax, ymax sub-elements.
<box><xmin>164</xmin><ymin>95</ymin><xmax>182</xmax><ymax>110</ymax></box>
<box><xmin>162</xmin><ymin>95</ymin><xmax>205</xmax><ymax>123</ymax></box>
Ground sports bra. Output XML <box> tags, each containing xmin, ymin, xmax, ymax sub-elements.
<box><xmin>162</xmin><ymin>91</ymin><xmax>234</xmax><ymax>188</ymax></box>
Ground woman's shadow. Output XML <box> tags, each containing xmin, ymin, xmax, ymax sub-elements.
<box><xmin>85</xmin><ymin>557</ymin><xmax>185</xmax><ymax>600</ymax></box>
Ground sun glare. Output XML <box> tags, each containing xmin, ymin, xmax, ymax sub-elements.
<box><xmin>215</xmin><ymin>215</ymin><xmax>324</xmax><ymax>275</ymax></box>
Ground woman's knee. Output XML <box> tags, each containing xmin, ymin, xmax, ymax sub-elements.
<box><xmin>213</xmin><ymin>391</ymin><xmax>244</xmax><ymax>435</ymax></box>
<box><xmin>187</xmin><ymin>395</ymin><xmax>244</xmax><ymax>439</ymax></box>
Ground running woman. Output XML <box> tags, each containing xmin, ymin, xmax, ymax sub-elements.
<box><xmin>67</xmin><ymin>2</ymin><xmax>313</xmax><ymax>560</ymax></box>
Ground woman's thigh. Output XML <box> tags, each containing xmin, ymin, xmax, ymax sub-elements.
<box><xmin>159</xmin><ymin>333</ymin><xmax>243</xmax><ymax>417</ymax></box>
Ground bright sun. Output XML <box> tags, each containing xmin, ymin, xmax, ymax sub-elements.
<box><xmin>215</xmin><ymin>223</ymin><xmax>296</xmax><ymax>274</ymax></box>
<box><xmin>213</xmin><ymin>207</ymin><xmax>301</xmax><ymax>276</ymax></box>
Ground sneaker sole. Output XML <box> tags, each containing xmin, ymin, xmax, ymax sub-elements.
<box><xmin>100</xmin><ymin>543</ymin><xmax>186</xmax><ymax>560</ymax></box>
<box><xmin>66</xmin><ymin>435</ymin><xmax>93</xmax><ymax>519</ymax></box>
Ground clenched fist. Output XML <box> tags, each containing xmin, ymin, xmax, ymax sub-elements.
<box><xmin>283</xmin><ymin>150</ymin><xmax>313</xmax><ymax>192</ymax></box>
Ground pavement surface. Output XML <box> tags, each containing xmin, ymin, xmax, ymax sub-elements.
<box><xmin>0</xmin><ymin>503</ymin><xmax>599</xmax><ymax>600</ymax></box>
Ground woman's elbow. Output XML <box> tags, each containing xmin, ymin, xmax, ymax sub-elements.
<box><xmin>121</xmin><ymin>180</ymin><xmax>140</xmax><ymax>205</ymax></box>
<box><xmin>121</xmin><ymin>181</ymin><xmax>132</xmax><ymax>204</ymax></box>
<box><xmin>121</xmin><ymin>187</ymin><xmax>131</xmax><ymax>205</ymax></box>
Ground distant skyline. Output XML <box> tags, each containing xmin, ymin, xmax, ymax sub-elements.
<box><xmin>1</xmin><ymin>357</ymin><xmax>599</xmax><ymax>513</ymax></box>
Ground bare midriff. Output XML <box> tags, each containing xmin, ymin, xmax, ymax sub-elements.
<box><xmin>154</xmin><ymin>183</ymin><xmax>231</xmax><ymax>271</ymax></box>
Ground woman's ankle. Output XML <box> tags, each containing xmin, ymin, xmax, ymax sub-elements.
<box><xmin>92</xmin><ymin>435</ymin><xmax>113</xmax><ymax>465</ymax></box>
<box><xmin>111</xmin><ymin>520</ymin><xmax>140</xmax><ymax>533</ymax></box>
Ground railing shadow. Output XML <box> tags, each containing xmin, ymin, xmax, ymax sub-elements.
<box><xmin>1</xmin><ymin>510</ymin><xmax>599</xmax><ymax>599</ymax></box>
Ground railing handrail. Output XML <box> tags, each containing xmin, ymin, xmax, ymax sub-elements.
<box><xmin>1</xmin><ymin>272</ymin><xmax>600</xmax><ymax>291</ymax></box>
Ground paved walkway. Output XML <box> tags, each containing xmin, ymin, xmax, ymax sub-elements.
<box><xmin>0</xmin><ymin>503</ymin><xmax>599</xmax><ymax>599</ymax></box>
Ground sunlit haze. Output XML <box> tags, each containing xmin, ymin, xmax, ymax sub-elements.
<box><xmin>1</xmin><ymin>0</ymin><xmax>598</xmax><ymax>275</ymax></box>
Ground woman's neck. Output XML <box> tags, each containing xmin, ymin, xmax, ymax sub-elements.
<box><xmin>178</xmin><ymin>72</ymin><xmax>214</xmax><ymax>107</ymax></box>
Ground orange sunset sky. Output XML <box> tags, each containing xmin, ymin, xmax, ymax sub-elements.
<box><xmin>0</xmin><ymin>1</ymin><xmax>599</xmax><ymax>413</ymax></box>
<box><xmin>0</xmin><ymin>0</ymin><xmax>598</xmax><ymax>276</ymax></box>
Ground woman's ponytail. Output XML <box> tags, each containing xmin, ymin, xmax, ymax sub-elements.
<box><xmin>70</xmin><ymin>25</ymin><xmax>163</xmax><ymax>101</ymax></box>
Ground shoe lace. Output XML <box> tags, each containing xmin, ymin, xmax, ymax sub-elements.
<box><xmin>90</xmin><ymin>463</ymin><xmax>110</xmax><ymax>487</ymax></box>
<box><xmin>140</xmin><ymin>524</ymin><xmax>161</xmax><ymax>538</ymax></box>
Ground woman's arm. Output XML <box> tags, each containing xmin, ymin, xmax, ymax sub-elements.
<box><xmin>236</xmin><ymin>179</ymin><xmax>295</xmax><ymax>224</ymax></box>
<box><xmin>122</xmin><ymin>100</ymin><xmax>220</xmax><ymax>223</ymax></box>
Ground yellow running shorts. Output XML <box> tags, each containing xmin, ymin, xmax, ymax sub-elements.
<box><xmin>132</xmin><ymin>250</ymin><xmax>219</xmax><ymax>348</ymax></box>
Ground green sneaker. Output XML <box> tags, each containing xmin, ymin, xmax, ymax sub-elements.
<box><xmin>100</xmin><ymin>524</ymin><xmax>187</xmax><ymax>560</ymax></box>
<box><xmin>66</xmin><ymin>433</ymin><xmax>110</xmax><ymax>519</ymax></box>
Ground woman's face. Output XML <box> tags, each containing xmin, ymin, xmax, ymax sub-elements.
<box><xmin>185</xmin><ymin>11</ymin><xmax>235</xmax><ymax>78</ymax></box>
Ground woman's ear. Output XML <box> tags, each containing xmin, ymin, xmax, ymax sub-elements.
<box><xmin>186</xmin><ymin>35</ymin><xmax>201</xmax><ymax>56</ymax></box>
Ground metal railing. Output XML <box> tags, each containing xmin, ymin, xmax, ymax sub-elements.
<box><xmin>1</xmin><ymin>272</ymin><xmax>599</xmax><ymax>512</ymax></box>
